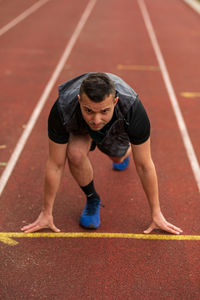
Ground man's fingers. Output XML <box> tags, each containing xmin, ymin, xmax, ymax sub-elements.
<box><xmin>168</xmin><ymin>223</ymin><xmax>183</xmax><ymax>232</ymax></box>
<box><xmin>21</xmin><ymin>222</ymin><xmax>60</xmax><ymax>233</ymax></box>
<box><xmin>143</xmin><ymin>223</ymin><xmax>156</xmax><ymax>234</ymax></box>
<box><xmin>165</xmin><ymin>223</ymin><xmax>183</xmax><ymax>235</ymax></box>
<box><xmin>21</xmin><ymin>222</ymin><xmax>38</xmax><ymax>231</ymax></box>
<box><xmin>24</xmin><ymin>224</ymin><xmax>60</xmax><ymax>233</ymax></box>
<box><xmin>144</xmin><ymin>221</ymin><xmax>183</xmax><ymax>235</ymax></box>
<box><xmin>23</xmin><ymin>225</ymin><xmax>43</xmax><ymax>233</ymax></box>
<box><xmin>50</xmin><ymin>224</ymin><xmax>61</xmax><ymax>233</ymax></box>
<box><xmin>21</xmin><ymin>223</ymin><xmax>44</xmax><ymax>233</ymax></box>
<box><xmin>164</xmin><ymin>226</ymin><xmax>181</xmax><ymax>235</ymax></box>
<box><xmin>21</xmin><ymin>221</ymin><xmax>46</xmax><ymax>233</ymax></box>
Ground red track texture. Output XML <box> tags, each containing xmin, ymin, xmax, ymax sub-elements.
<box><xmin>0</xmin><ymin>0</ymin><xmax>200</xmax><ymax>299</ymax></box>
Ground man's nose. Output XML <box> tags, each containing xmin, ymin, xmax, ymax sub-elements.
<box><xmin>92</xmin><ymin>114</ymin><xmax>101</xmax><ymax>124</ymax></box>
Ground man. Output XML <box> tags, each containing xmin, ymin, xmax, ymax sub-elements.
<box><xmin>21</xmin><ymin>72</ymin><xmax>182</xmax><ymax>234</ymax></box>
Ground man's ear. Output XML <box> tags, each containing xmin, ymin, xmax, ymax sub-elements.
<box><xmin>114</xmin><ymin>97</ymin><xmax>119</xmax><ymax>105</ymax></box>
<box><xmin>78</xmin><ymin>94</ymin><xmax>81</xmax><ymax>103</ymax></box>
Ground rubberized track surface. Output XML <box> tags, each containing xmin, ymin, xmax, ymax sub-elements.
<box><xmin>0</xmin><ymin>0</ymin><xmax>200</xmax><ymax>299</ymax></box>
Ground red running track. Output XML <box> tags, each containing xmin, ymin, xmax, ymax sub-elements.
<box><xmin>0</xmin><ymin>0</ymin><xmax>200</xmax><ymax>299</ymax></box>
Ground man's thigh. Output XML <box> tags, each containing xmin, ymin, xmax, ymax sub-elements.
<box><xmin>68</xmin><ymin>134</ymin><xmax>93</xmax><ymax>154</ymax></box>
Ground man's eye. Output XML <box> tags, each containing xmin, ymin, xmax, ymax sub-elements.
<box><xmin>85</xmin><ymin>108</ymin><xmax>92</xmax><ymax>113</ymax></box>
<box><xmin>102</xmin><ymin>109</ymin><xmax>108</xmax><ymax>114</ymax></box>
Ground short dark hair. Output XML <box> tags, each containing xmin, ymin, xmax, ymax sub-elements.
<box><xmin>79</xmin><ymin>72</ymin><xmax>116</xmax><ymax>102</ymax></box>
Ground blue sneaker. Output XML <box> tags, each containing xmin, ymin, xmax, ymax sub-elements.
<box><xmin>80</xmin><ymin>198</ymin><xmax>101</xmax><ymax>229</ymax></box>
<box><xmin>113</xmin><ymin>156</ymin><xmax>130</xmax><ymax>171</ymax></box>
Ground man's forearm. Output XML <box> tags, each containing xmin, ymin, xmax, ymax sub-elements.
<box><xmin>136</xmin><ymin>161</ymin><xmax>161</xmax><ymax>215</ymax></box>
<box><xmin>42</xmin><ymin>160</ymin><xmax>64</xmax><ymax>215</ymax></box>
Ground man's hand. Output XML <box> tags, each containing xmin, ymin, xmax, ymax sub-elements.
<box><xmin>21</xmin><ymin>211</ymin><xmax>61</xmax><ymax>233</ymax></box>
<box><xmin>144</xmin><ymin>211</ymin><xmax>183</xmax><ymax>235</ymax></box>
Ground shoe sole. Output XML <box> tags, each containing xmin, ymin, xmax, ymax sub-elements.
<box><xmin>79</xmin><ymin>222</ymin><xmax>99</xmax><ymax>230</ymax></box>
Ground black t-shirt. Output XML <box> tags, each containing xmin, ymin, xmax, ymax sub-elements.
<box><xmin>48</xmin><ymin>97</ymin><xmax>150</xmax><ymax>145</ymax></box>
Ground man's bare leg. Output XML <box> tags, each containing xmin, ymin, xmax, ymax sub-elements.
<box><xmin>67</xmin><ymin>134</ymin><xmax>101</xmax><ymax>229</ymax></box>
<box><xmin>67</xmin><ymin>134</ymin><xmax>93</xmax><ymax>186</ymax></box>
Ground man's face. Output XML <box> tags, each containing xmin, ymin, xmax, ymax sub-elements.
<box><xmin>78</xmin><ymin>93</ymin><xmax>118</xmax><ymax>131</ymax></box>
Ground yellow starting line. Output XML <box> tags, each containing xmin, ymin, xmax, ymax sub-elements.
<box><xmin>1</xmin><ymin>232</ymin><xmax>200</xmax><ymax>246</ymax></box>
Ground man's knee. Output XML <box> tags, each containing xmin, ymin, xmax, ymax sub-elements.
<box><xmin>109</xmin><ymin>145</ymin><xmax>131</xmax><ymax>163</ymax></box>
<box><xmin>110</xmin><ymin>156</ymin><xmax>124</xmax><ymax>164</ymax></box>
<box><xmin>67</xmin><ymin>145</ymin><xmax>88</xmax><ymax>165</ymax></box>
<box><xmin>67</xmin><ymin>135</ymin><xmax>91</xmax><ymax>165</ymax></box>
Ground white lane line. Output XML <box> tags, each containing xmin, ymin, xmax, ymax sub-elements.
<box><xmin>0</xmin><ymin>0</ymin><xmax>97</xmax><ymax>197</ymax></box>
<box><xmin>183</xmin><ymin>0</ymin><xmax>200</xmax><ymax>14</ymax></box>
<box><xmin>138</xmin><ymin>0</ymin><xmax>200</xmax><ymax>192</ymax></box>
<box><xmin>0</xmin><ymin>0</ymin><xmax>50</xmax><ymax>37</ymax></box>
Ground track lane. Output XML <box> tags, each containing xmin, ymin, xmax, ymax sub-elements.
<box><xmin>0</xmin><ymin>0</ymin><xmax>50</xmax><ymax>37</ymax></box>
<box><xmin>0</xmin><ymin>0</ymin><xmax>96</xmax><ymax>196</ymax></box>
<box><xmin>0</xmin><ymin>0</ymin><xmax>41</xmax><ymax>29</ymax></box>
<box><xmin>144</xmin><ymin>0</ymin><xmax>200</xmax><ymax>187</ymax></box>
<box><xmin>143</xmin><ymin>0</ymin><xmax>200</xmax><ymax>294</ymax></box>
<box><xmin>0</xmin><ymin>0</ymin><xmax>89</xmax><ymax>177</ymax></box>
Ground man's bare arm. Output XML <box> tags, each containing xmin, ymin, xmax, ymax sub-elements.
<box><xmin>131</xmin><ymin>138</ymin><xmax>183</xmax><ymax>235</ymax></box>
<box><xmin>21</xmin><ymin>139</ymin><xmax>67</xmax><ymax>233</ymax></box>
